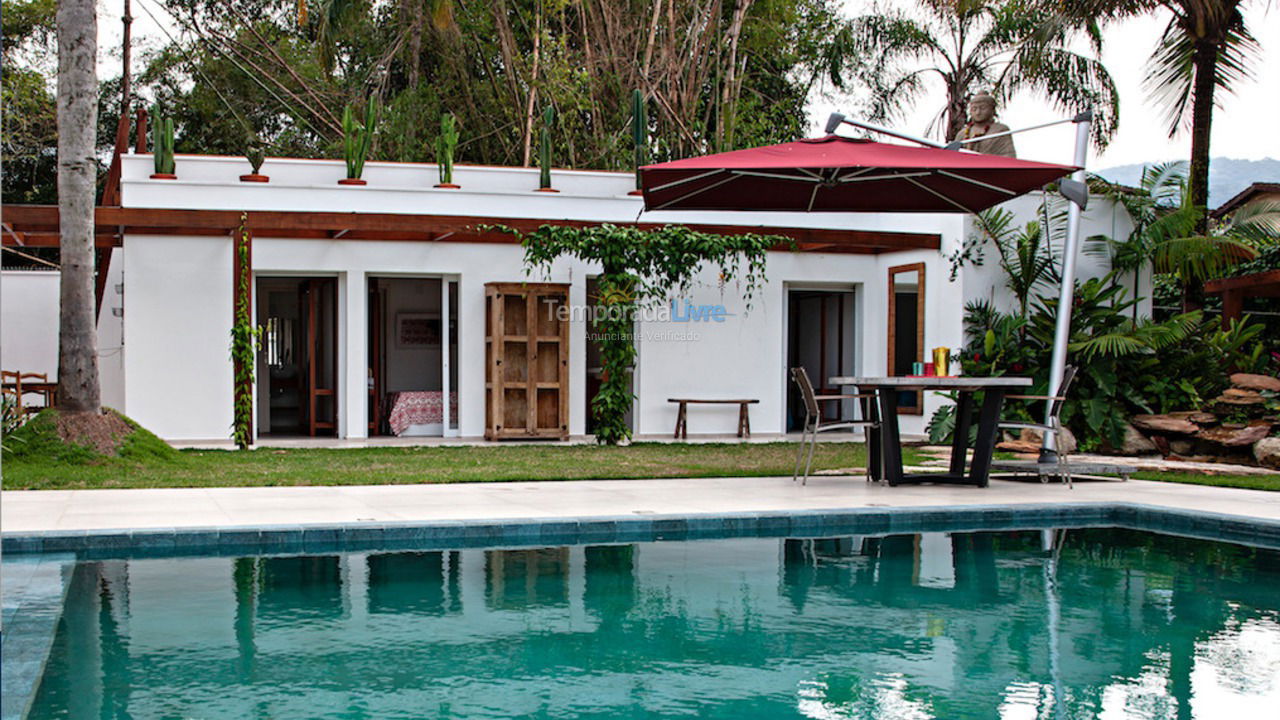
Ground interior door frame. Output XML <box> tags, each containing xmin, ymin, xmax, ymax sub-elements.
<box><xmin>302</xmin><ymin>277</ymin><xmax>339</xmax><ymax>435</ymax></box>
<box><xmin>886</xmin><ymin>262</ymin><xmax>926</xmax><ymax>416</ymax></box>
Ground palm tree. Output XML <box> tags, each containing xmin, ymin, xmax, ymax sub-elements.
<box><xmin>55</xmin><ymin>0</ymin><xmax>101</xmax><ymax>414</ymax></box>
<box><xmin>1089</xmin><ymin>161</ymin><xmax>1279</xmax><ymax>311</ymax></box>
<box><xmin>1061</xmin><ymin>1</ymin><xmax>1264</xmax><ymax>234</ymax></box>
<box><xmin>830</xmin><ymin>0</ymin><xmax>1119</xmax><ymax>146</ymax></box>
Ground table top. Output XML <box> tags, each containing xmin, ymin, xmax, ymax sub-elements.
<box><xmin>829</xmin><ymin>376</ymin><xmax>1032</xmax><ymax>390</ymax></box>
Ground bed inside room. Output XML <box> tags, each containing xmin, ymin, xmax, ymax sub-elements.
<box><xmin>368</xmin><ymin>277</ymin><xmax>458</xmax><ymax>437</ymax></box>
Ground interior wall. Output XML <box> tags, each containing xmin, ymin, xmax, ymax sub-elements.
<box><xmin>380</xmin><ymin>278</ymin><xmax>443</xmax><ymax>394</ymax></box>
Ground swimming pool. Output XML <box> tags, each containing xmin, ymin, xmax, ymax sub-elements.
<box><xmin>21</xmin><ymin>526</ymin><xmax>1280</xmax><ymax>719</ymax></box>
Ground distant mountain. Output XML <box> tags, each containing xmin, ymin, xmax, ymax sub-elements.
<box><xmin>1094</xmin><ymin>157</ymin><xmax>1280</xmax><ymax>208</ymax></box>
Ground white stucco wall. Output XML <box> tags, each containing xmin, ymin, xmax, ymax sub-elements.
<box><xmin>106</xmin><ymin>153</ymin><xmax>1134</xmax><ymax>442</ymax></box>
<box><xmin>122</xmin><ymin>235</ymin><xmax>234</xmax><ymax>439</ymax></box>
<box><xmin>1</xmin><ymin>260</ymin><xmax>127</xmax><ymax>410</ymax></box>
<box><xmin>1</xmin><ymin>271</ymin><xmax>61</xmax><ymax>382</ymax></box>
<box><xmin>959</xmin><ymin>192</ymin><xmax>1151</xmax><ymax>322</ymax></box>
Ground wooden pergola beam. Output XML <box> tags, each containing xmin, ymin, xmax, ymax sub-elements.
<box><xmin>1</xmin><ymin>205</ymin><xmax>943</xmax><ymax>254</ymax></box>
<box><xmin>1205</xmin><ymin>269</ymin><xmax>1280</xmax><ymax>328</ymax></box>
<box><xmin>1204</xmin><ymin>269</ymin><xmax>1280</xmax><ymax>297</ymax></box>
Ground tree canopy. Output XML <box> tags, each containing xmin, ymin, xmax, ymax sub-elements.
<box><xmin>127</xmin><ymin>0</ymin><xmax>849</xmax><ymax>168</ymax></box>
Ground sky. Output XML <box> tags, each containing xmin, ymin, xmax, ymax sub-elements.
<box><xmin>808</xmin><ymin>1</ymin><xmax>1280</xmax><ymax>170</ymax></box>
<box><xmin>98</xmin><ymin>0</ymin><xmax>1279</xmax><ymax>171</ymax></box>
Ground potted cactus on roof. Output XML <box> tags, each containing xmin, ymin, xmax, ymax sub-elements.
<box><xmin>535</xmin><ymin>104</ymin><xmax>558</xmax><ymax>192</ymax></box>
<box><xmin>241</xmin><ymin>132</ymin><xmax>269</xmax><ymax>183</ymax></box>
<box><xmin>434</xmin><ymin>113</ymin><xmax>459</xmax><ymax>188</ymax></box>
<box><xmin>339</xmin><ymin>99</ymin><xmax>379</xmax><ymax>186</ymax></box>
<box><xmin>149</xmin><ymin>104</ymin><xmax>176</xmax><ymax>180</ymax></box>
<box><xmin>629</xmin><ymin>89</ymin><xmax>647</xmax><ymax>196</ymax></box>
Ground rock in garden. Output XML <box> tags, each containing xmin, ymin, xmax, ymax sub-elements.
<box><xmin>1168</xmin><ymin>439</ymin><xmax>1195</xmax><ymax>456</ymax></box>
<box><xmin>1214</xmin><ymin>393</ymin><xmax>1265</xmax><ymax>406</ymax></box>
<box><xmin>1151</xmin><ymin>435</ymin><xmax>1171</xmax><ymax>457</ymax></box>
<box><xmin>996</xmin><ymin>439</ymin><xmax>1041</xmax><ymax>454</ymax></box>
<box><xmin>1016</xmin><ymin>427</ymin><xmax>1077</xmax><ymax>454</ymax></box>
<box><xmin>1187</xmin><ymin>412</ymin><xmax>1218</xmax><ymax>426</ymax></box>
<box><xmin>1197</xmin><ymin>422</ymin><xmax>1272</xmax><ymax>448</ymax></box>
<box><xmin>1231</xmin><ymin>373</ymin><xmax>1280</xmax><ymax>392</ymax></box>
<box><xmin>1113</xmin><ymin>423</ymin><xmax>1157</xmax><ymax>455</ymax></box>
<box><xmin>1222</xmin><ymin>388</ymin><xmax>1263</xmax><ymax>400</ymax></box>
<box><xmin>1131</xmin><ymin>414</ymin><xmax>1199</xmax><ymax>435</ymax></box>
<box><xmin>1255</xmin><ymin>437</ymin><xmax>1280</xmax><ymax>468</ymax></box>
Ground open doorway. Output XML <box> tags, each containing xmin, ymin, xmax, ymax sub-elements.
<box><xmin>368</xmin><ymin>277</ymin><xmax>458</xmax><ymax>437</ymax></box>
<box><xmin>787</xmin><ymin>288</ymin><xmax>856</xmax><ymax>432</ymax></box>
<box><xmin>256</xmin><ymin>277</ymin><xmax>338</xmax><ymax>436</ymax></box>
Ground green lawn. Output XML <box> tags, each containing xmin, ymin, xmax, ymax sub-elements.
<box><xmin>4</xmin><ymin>409</ymin><xmax>1275</xmax><ymax>491</ymax></box>
<box><xmin>1129</xmin><ymin>470</ymin><xmax>1280</xmax><ymax>492</ymax></box>
<box><xmin>3</xmin><ymin>440</ymin><xmax>917</xmax><ymax>491</ymax></box>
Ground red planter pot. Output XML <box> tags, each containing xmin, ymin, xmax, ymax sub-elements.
<box><xmin>434</xmin><ymin>183</ymin><xmax>461</xmax><ymax>189</ymax></box>
<box><xmin>338</xmin><ymin>178</ymin><xmax>368</xmax><ymax>186</ymax></box>
<box><xmin>149</xmin><ymin>173</ymin><xmax>177</xmax><ymax>180</ymax></box>
<box><xmin>534</xmin><ymin>187</ymin><xmax>560</xmax><ymax>193</ymax></box>
<box><xmin>240</xmin><ymin>174</ymin><xmax>270</xmax><ymax>183</ymax></box>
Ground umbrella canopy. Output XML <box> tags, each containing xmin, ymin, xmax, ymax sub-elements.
<box><xmin>640</xmin><ymin>135</ymin><xmax>1076</xmax><ymax>214</ymax></box>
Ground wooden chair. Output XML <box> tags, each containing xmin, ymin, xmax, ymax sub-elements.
<box><xmin>998</xmin><ymin>366</ymin><xmax>1078</xmax><ymax>488</ymax></box>
<box><xmin>1</xmin><ymin>371</ymin><xmax>19</xmax><ymax>416</ymax></box>
<box><xmin>2</xmin><ymin>371</ymin><xmax>54</xmax><ymax>415</ymax></box>
<box><xmin>791</xmin><ymin>366</ymin><xmax>879</xmax><ymax>485</ymax></box>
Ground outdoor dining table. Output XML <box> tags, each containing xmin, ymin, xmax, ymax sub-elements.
<box><xmin>829</xmin><ymin>376</ymin><xmax>1032</xmax><ymax>487</ymax></box>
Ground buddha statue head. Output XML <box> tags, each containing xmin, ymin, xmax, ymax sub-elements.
<box><xmin>967</xmin><ymin>91</ymin><xmax>998</xmax><ymax>124</ymax></box>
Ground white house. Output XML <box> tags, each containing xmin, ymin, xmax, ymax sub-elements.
<box><xmin>0</xmin><ymin>150</ymin><xmax>1142</xmax><ymax>443</ymax></box>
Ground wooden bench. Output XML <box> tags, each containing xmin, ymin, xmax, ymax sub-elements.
<box><xmin>668</xmin><ymin>398</ymin><xmax>759</xmax><ymax>439</ymax></box>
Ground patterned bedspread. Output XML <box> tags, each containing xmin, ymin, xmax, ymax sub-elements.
<box><xmin>387</xmin><ymin>391</ymin><xmax>459</xmax><ymax>436</ymax></box>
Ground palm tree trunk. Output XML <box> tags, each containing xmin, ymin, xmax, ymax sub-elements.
<box><xmin>1182</xmin><ymin>40</ymin><xmax>1218</xmax><ymax>312</ymax></box>
<box><xmin>944</xmin><ymin>79</ymin><xmax>968</xmax><ymax>142</ymax></box>
<box><xmin>56</xmin><ymin>0</ymin><xmax>102</xmax><ymax>413</ymax></box>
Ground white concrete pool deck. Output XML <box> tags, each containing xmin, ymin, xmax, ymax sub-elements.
<box><xmin>4</xmin><ymin>476</ymin><xmax>1279</xmax><ymax>533</ymax></box>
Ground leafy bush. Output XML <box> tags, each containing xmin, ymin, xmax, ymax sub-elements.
<box><xmin>948</xmin><ymin>275</ymin><xmax>1266</xmax><ymax>451</ymax></box>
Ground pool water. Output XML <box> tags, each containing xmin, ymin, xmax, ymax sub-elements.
<box><xmin>28</xmin><ymin>528</ymin><xmax>1280</xmax><ymax>719</ymax></box>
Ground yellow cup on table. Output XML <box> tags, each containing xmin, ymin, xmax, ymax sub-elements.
<box><xmin>932</xmin><ymin>347</ymin><xmax>950</xmax><ymax>377</ymax></box>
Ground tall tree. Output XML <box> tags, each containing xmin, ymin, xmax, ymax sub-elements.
<box><xmin>1090</xmin><ymin>161</ymin><xmax>1278</xmax><ymax>313</ymax></box>
<box><xmin>832</xmin><ymin>0</ymin><xmax>1120</xmax><ymax>147</ymax></box>
<box><xmin>55</xmin><ymin>0</ymin><xmax>101</xmax><ymax>413</ymax></box>
<box><xmin>2</xmin><ymin>0</ymin><xmax>59</xmax><ymax>205</ymax></box>
<box><xmin>1059</xmin><ymin>0</ymin><xmax>1264</xmax><ymax>308</ymax></box>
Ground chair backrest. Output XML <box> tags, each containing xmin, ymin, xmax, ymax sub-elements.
<box><xmin>1049</xmin><ymin>365</ymin><xmax>1077</xmax><ymax>419</ymax></box>
<box><xmin>791</xmin><ymin>367</ymin><xmax>821</xmax><ymax>418</ymax></box>
<box><xmin>18</xmin><ymin>372</ymin><xmax>47</xmax><ymax>382</ymax></box>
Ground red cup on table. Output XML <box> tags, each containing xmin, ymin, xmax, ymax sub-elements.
<box><xmin>924</xmin><ymin>362</ymin><xmax>936</xmax><ymax>376</ymax></box>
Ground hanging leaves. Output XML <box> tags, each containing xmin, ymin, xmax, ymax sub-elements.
<box><xmin>515</xmin><ymin>223</ymin><xmax>780</xmax><ymax>443</ymax></box>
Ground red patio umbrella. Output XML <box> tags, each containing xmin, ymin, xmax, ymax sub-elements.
<box><xmin>639</xmin><ymin>135</ymin><xmax>1075</xmax><ymax>214</ymax></box>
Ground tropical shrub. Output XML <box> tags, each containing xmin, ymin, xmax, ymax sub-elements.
<box><xmin>933</xmin><ymin>275</ymin><xmax>1267</xmax><ymax>450</ymax></box>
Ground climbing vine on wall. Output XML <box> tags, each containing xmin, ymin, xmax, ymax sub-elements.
<box><xmin>518</xmin><ymin>223</ymin><xmax>780</xmax><ymax>444</ymax></box>
<box><xmin>230</xmin><ymin>215</ymin><xmax>259</xmax><ymax>449</ymax></box>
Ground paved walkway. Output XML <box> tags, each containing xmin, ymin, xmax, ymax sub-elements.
<box><xmin>4</xmin><ymin>476</ymin><xmax>1279</xmax><ymax>533</ymax></box>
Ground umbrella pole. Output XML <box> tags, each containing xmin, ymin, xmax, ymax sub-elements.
<box><xmin>1040</xmin><ymin>112</ymin><xmax>1092</xmax><ymax>463</ymax></box>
